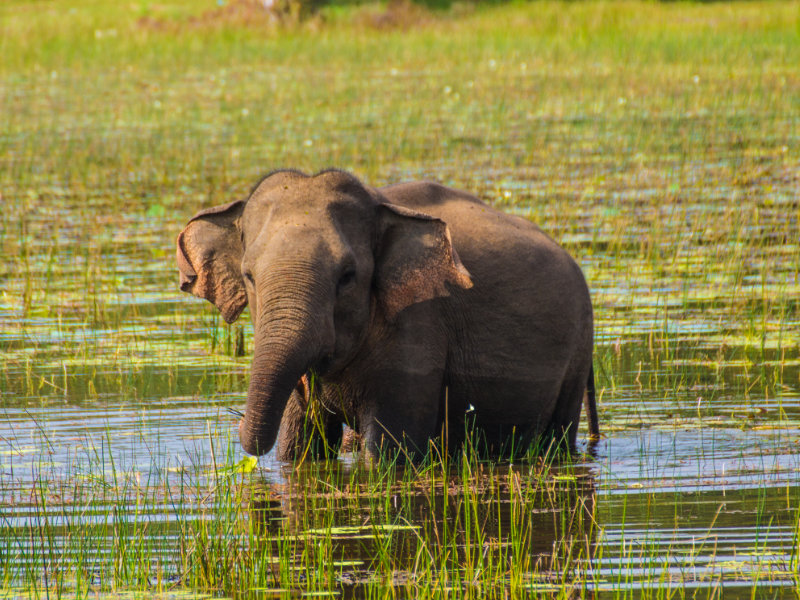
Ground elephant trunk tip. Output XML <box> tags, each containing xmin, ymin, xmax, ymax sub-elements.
<box><xmin>238</xmin><ymin>418</ymin><xmax>275</xmax><ymax>456</ymax></box>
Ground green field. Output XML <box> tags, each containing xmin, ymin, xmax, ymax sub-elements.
<box><xmin>1</xmin><ymin>1</ymin><xmax>799</xmax><ymax>598</ymax></box>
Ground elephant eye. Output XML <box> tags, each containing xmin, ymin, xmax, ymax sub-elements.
<box><xmin>243</xmin><ymin>271</ymin><xmax>255</xmax><ymax>286</ymax></box>
<box><xmin>337</xmin><ymin>268</ymin><xmax>356</xmax><ymax>293</ymax></box>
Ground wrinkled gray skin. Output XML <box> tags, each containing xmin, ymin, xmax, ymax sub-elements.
<box><xmin>177</xmin><ymin>169</ymin><xmax>598</xmax><ymax>460</ymax></box>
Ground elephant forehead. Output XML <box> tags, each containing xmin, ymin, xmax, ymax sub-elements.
<box><xmin>246</xmin><ymin>196</ymin><xmax>373</xmax><ymax>240</ymax></box>
<box><xmin>243</xmin><ymin>221</ymin><xmax>350</xmax><ymax>265</ymax></box>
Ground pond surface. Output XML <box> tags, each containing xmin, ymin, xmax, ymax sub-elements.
<box><xmin>2</xmin><ymin>37</ymin><xmax>799</xmax><ymax>597</ymax></box>
<box><xmin>2</xmin><ymin>165</ymin><xmax>798</xmax><ymax>597</ymax></box>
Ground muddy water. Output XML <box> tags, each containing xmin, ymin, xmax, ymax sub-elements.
<box><xmin>1</xmin><ymin>168</ymin><xmax>799</xmax><ymax>598</ymax></box>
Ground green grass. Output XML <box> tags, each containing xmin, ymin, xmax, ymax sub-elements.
<box><xmin>2</xmin><ymin>431</ymin><xmax>799</xmax><ymax>598</ymax></box>
<box><xmin>1</xmin><ymin>0</ymin><xmax>800</xmax><ymax>598</ymax></box>
<box><xmin>0</xmin><ymin>435</ymin><xmax>598</xmax><ymax>598</ymax></box>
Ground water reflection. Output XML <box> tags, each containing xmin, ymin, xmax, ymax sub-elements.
<box><xmin>247</xmin><ymin>460</ymin><xmax>598</xmax><ymax>593</ymax></box>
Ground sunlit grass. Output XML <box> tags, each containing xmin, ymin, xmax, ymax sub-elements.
<box><xmin>2</xmin><ymin>0</ymin><xmax>797</xmax><ymax>407</ymax></box>
<box><xmin>2</xmin><ymin>430</ymin><xmax>799</xmax><ymax>597</ymax></box>
<box><xmin>0</xmin><ymin>434</ymin><xmax>598</xmax><ymax>598</ymax></box>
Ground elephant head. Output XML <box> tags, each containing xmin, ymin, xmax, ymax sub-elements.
<box><xmin>177</xmin><ymin>169</ymin><xmax>472</xmax><ymax>456</ymax></box>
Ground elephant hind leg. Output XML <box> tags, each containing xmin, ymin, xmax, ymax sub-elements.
<box><xmin>545</xmin><ymin>367</ymin><xmax>591</xmax><ymax>450</ymax></box>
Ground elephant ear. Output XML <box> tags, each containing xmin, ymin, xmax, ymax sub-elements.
<box><xmin>375</xmin><ymin>203</ymin><xmax>473</xmax><ymax>321</ymax></box>
<box><xmin>176</xmin><ymin>199</ymin><xmax>247</xmax><ymax>324</ymax></box>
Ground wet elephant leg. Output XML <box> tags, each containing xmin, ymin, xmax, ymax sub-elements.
<box><xmin>356</xmin><ymin>304</ymin><xmax>448</xmax><ymax>461</ymax></box>
<box><xmin>275</xmin><ymin>377</ymin><xmax>343</xmax><ymax>461</ymax></box>
<box><xmin>360</xmin><ymin>368</ymin><xmax>445</xmax><ymax>461</ymax></box>
<box><xmin>340</xmin><ymin>427</ymin><xmax>362</xmax><ymax>453</ymax></box>
<box><xmin>544</xmin><ymin>365</ymin><xmax>591</xmax><ymax>451</ymax></box>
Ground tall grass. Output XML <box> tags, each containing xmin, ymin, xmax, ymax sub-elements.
<box><xmin>4</xmin><ymin>422</ymin><xmax>799</xmax><ymax>598</ymax></box>
<box><xmin>1</xmin><ymin>433</ymin><xmax>599</xmax><ymax>598</ymax></box>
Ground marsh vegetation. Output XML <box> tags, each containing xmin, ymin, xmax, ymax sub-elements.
<box><xmin>1</xmin><ymin>0</ymin><xmax>799</xmax><ymax>597</ymax></box>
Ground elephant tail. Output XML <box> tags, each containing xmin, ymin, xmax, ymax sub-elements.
<box><xmin>585</xmin><ymin>363</ymin><xmax>600</xmax><ymax>441</ymax></box>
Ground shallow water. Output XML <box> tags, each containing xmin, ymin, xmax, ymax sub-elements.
<box><xmin>2</xmin><ymin>54</ymin><xmax>800</xmax><ymax>598</ymax></box>
<box><xmin>2</xmin><ymin>180</ymin><xmax>798</xmax><ymax>596</ymax></box>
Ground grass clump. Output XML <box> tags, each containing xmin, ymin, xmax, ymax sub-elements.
<box><xmin>1</xmin><ymin>435</ymin><xmax>598</xmax><ymax>598</ymax></box>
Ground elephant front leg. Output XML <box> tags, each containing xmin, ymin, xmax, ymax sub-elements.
<box><xmin>357</xmin><ymin>307</ymin><xmax>449</xmax><ymax>461</ymax></box>
<box><xmin>275</xmin><ymin>376</ymin><xmax>343</xmax><ymax>462</ymax></box>
<box><xmin>359</xmin><ymin>368</ymin><xmax>445</xmax><ymax>461</ymax></box>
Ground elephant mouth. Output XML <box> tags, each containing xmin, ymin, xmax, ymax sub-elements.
<box><xmin>312</xmin><ymin>354</ymin><xmax>334</xmax><ymax>377</ymax></box>
<box><xmin>311</xmin><ymin>336</ymin><xmax>367</xmax><ymax>379</ymax></box>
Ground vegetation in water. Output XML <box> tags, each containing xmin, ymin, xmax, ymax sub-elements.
<box><xmin>1</xmin><ymin>0</ymin><xmax>799</xmax><ymax>598</ymax></box>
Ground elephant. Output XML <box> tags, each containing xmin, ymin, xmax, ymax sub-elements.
<box><xmin>177</xmin><ymin>169</ymin><xmax>598</xmax><ymax>460</ymax></box>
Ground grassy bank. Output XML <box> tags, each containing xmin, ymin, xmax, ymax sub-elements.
<box><xmin>2</xmin><ymin>0</ymin><xmax>798</xmax><ymax>204</ymax></box>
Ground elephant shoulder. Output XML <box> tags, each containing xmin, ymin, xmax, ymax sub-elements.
<box><xmin>379</xmin><ymin>182</ymin><xmax>540</xmax><ymax>237</ymax></box>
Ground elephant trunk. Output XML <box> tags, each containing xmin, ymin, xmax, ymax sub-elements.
<box><xmin>238</xmin><ymin>272</ymin><xmax>333</xmax><ymax>456</ymax></box>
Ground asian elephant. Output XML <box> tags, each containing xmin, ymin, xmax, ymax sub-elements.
<box><xmin>177</xmin><ymin>169</ymin><xmax>598</xmax><ymax>460</ymax></box>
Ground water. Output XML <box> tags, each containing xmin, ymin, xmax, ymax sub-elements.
<box><xmin>2</xmin><ymin>179</ymin><xmax>798</xmax><ymax>596</ymax></box>
<box><xmin>2</xmin><ymin>60</ymin><xmax>799</xmax><ymax>598</ymax></box>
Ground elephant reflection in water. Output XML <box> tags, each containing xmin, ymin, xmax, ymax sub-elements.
<box><xmin>244</xmin><ymin>461</ymin><xmax>598</xmax><ymax>587</ymax></box>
